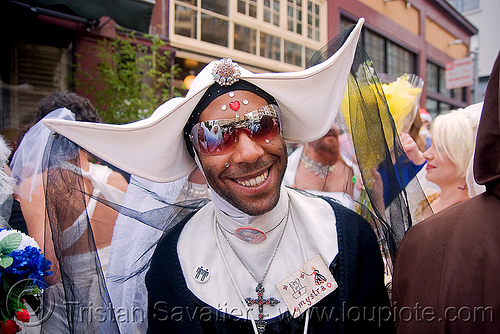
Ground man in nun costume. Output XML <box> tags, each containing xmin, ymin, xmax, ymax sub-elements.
<box><xmin>43</xmin><ymin>18</ymin><xmax>421</xmax><ymax>333</ymax></box>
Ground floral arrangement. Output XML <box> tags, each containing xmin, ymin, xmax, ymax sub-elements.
<box><xmin>339</xmin><ymin>69</ymin><xmax>424</xmax><ymax>187</ymax></box>
<box><xmin>381</xmin><ymin>74</ymin><xmax>424</xmax><ymax>134</ymax></box>
<box><xmin>340</xmin><ymin>69</ymin><xmax>423</xmax><ymax>135</ymax></box>
<box><xmin>0</xmin><ymin>229</ymin><xmax>52</xmax><ymax>334</ymax></box>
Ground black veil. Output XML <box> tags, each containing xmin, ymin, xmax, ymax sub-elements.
<box><xmin>40</xmin><ymin>134</ymin><xmax>209</xmax><ymax>333</ymax></box>
<box><xmin>305</xmin><ymin>25</ymin><xmax>432</xmax><ymax>280</ymax></box>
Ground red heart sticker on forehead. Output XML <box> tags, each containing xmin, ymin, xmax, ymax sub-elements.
<box><xmin>229</xmin><ymin>101</ymin><xmax>240</xmax><ymax>111</ymax></box>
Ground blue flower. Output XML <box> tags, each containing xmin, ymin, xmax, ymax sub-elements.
<box><xmin>0</xmin><ymin>229</ymin><xmax>52</xmax><ymax>325</ymax></box>
<box><xmin>4</xmin><ymin>246</ymin><xmax>52</xmax><ymax>286</ymax></box>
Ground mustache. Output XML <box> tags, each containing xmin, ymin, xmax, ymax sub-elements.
<box><xmin>222</xmin><ymin>156</ymin><xmax>278</xmax><ymax>178</ymax></box>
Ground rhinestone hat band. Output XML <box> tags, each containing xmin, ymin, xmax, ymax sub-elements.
<box><xmin>212</xmin><ymin>58</ymin><xmax>241</xmax><ymax>86</ymax></box>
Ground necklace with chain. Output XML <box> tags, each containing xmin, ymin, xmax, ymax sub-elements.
<box><xmin>218</xmin><ymin>210</ymin><xmax>287</xmax><ymax>243</ymax></box>
<box><xmin>300</xmin><ymin>150</ymin><xmax>336</xmax><ymax>179</ymax></box>
<box><xmin>216</xmin><ymin>201</ymin><xmax>290</xmax><ymax>334</ymax></box>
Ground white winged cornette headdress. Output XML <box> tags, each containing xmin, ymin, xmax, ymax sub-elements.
<box><xmin>43</xmin><ymin>18</ymin><xmax>365</xmax><ymax>182</ymax></box>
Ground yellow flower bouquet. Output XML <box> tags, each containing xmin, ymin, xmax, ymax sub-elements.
<box><xmin>339</xmin><ymin>70</ymin><xmax>423</xmax><ymax>192</ymax></box>
<box><xmin>382</xmin><ymin>74</ymin><xmax>424</xmax><ymax>134</ymax></box>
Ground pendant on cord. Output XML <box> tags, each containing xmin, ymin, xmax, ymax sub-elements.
<box><xmin>245</xmin><ymin>282</ymin><xmax>280</xmax><ymax>334</ymax></box>
<box><xmin>235</xmin><ymin>227</ymin><xmax>267</xmax><ymax>243</ymax></box>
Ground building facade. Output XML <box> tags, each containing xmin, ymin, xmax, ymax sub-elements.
<box><xmin>447</xmin><ymin>0</ymin><xmax>500</xmax><ymax>102</ymax></box>
<box><xmin>1</xmin><ymin>0</ymin><xmax>477</xmax><ymax>138</ymax></box>
<box><xmin>0</xmin><ymin>0</ymin><xmax>156</xmax><ymax>140</ymax></box>
<box><xmin>330</xmin><ymin>0</ymin><xmax>477</xmax><ymax>117</ymax></box>
<box><xmin>160</xmin><ymin>0</ymin><xmax>477</xmax><ymax>118</ymax></box>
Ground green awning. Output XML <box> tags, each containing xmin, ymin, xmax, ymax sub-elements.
<box><xmin>25</xmin><ymin>0</ymin><xmax>155</xmax><ymax>32</ymax></box>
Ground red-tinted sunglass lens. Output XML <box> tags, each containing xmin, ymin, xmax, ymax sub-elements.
<box><xmin>192</xmin><ymin>115</ymin><xmax>280</xmax><ymax>155</ymax></box>
<box><xmin>197</xmin><ymin>126</ymin><xmax>236</xmax><ymax>155</ymax></box>
<box><xmin>252</xmin><ymin>115</ymin><xmax>280</xmax><ymax>140</ymax></box>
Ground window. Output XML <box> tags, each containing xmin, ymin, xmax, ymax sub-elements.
<box><xmin>348</xmin><ymin>17</ymin><xmax>416</xmax><ymax>79</ymax></box>
<box><xmin>264</xmin><ymin>0</ymin><xmax>280</xmax><ymax>26</ymax></box>
<box><xmin>237</xmin><ymin>0</ymin><xmax>257</xmax><ymax>18</ymax></box>
<box><xmin>305</xmin><ymin>47</ymin><xmax>316</xmax><ymax>65</ymax></box>
<box><xmin>175</xmin><ymin>5</ymin><xmax>197</xmax><ymax>38</ymax></box>
<box><xmin>439</xmin><ymin>67</ymin><xmax>451</xmax><ymax>98</ymax></box>
<box><xmin>172</xmin><ymin>0</ymin><xmax>325</xmax><ymax>68</ymax></box>
<box><xmin>174</xmin><ymin>1</ymin><xmax>229</xmax><ymax>46</ymax></box>
<box><xmin>426</xmin><ymin>62</ymin><xmax>439</xmax><ymax>93</ymax></box>
<box><xmin>425</xmin><ymin>98</ymin><xmax>438</xmax><ymax>118</ymax></box>
<box><xmin>307</xmin><ymin>1</ymin><xmax>320</xmax><ymax>41</ymax></box>
<box><xmin>365</xmin><ymin>31</ymin><xmax>385</xmax><ymax>76</ymax></box>
<box><xmin>235</xmin><ymin>24</ymin><xmax>257</xmax><ymax>54</ymax></box>
<box><xmin>201</xmin><ymin>12</ymin><xmax>228</xmax><ymax>46</ymax></box>
<box><xmin>427</xmin><ymin>98</ymin><xmax>452</xmax><ymax>118</ymax></box>
<box><xmin>387</xmin><ymin>41</ymin><xmax>415</xmax><ymax>78</ymax></box>
<box><xmin>339</xmin><ymin>18</ymin><xmax>355</xmax><ymax>32</ymax></box>
<box><xmin>260</xmin><ymin>32</ymin><xmax>281</xmax><ymax>61</ymax></box>
<box><xmin>3</xmin><ymin>42</ymin><xmax>71</xmax><ymax>130</ymax></box>
<box><xmin>285</xmin><ymin>40</ymin><xmax>302</xmax><ymax>66</ymax></box>
<box><xmin>452</xmin><ymin>87</ymin><xmax>466</xmax><ymax>101</ymax></box>
<box><xmin>287</xmin><ymin>0</ymin><xmax>302</xmax><ymax>35</ymax></box>
<box><xmin>203</xmin><ymin>0</ymin><xmax>228</xmax><ymax>15</ymax></box>
<box><xmin>426</xmin><ymin>61</ymin><xmax>466</xmax><ymax>115</ymax></box>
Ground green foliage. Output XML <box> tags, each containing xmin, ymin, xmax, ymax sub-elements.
<box><xmin>81</xmin><ymin>31</ymin><xmax>181</xmax><ymax>124</ymax></box>
<box><xmin>0</xmin><ymin>234</ymin><xmax>21</xmax><ymax>268</ymax></box>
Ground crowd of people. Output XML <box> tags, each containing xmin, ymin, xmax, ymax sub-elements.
<box><xmin>0</xmin><ymin>16</ymin><xmax>498</xmax><ymax>334</ymax></box>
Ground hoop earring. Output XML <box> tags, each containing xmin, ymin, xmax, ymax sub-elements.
<box><xmin>225</xmin><ymin>163</ymin><xmax>230</xmax><ymax>168</ymax></box>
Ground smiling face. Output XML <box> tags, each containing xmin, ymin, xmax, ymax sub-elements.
<box><xmin>423</xmin><ymin>143</ymin><xmax>460</xmax><ymax>187</ymax></box>
<box><xmin>196</xmin><ymin>90</ymin><xmax>287</xmax><ymax>216</ymax></box>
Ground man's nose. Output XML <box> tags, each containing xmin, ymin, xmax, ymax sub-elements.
<box><xmin>230</xmin><ymin>131</ymin><xmax>265</xmax><ymax>164</ymax></box>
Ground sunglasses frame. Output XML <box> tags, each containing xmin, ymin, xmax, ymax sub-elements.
<box><xmin>189</xmin><ymin>104</ymin><xmax>282</xmax><ymax>155</ymax></box>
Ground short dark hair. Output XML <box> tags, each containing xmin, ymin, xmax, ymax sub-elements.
<box><xmin>36</xmin><ymin>91</ymin><xmax>101</xmax><ymax>123</ymax></box>
<box><xmin>15</xmin><ymin>91</ymin><xmax>102</xmax><ymax>148</ymax></box>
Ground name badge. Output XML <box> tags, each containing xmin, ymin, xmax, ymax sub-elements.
<box><xmin>277</xmin><ymin>254</ymin><xmax>338</xmax><ymax>318</ymax></box>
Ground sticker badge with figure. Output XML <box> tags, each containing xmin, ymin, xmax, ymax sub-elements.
<box><xmin>277</xmin><ymin>254</ymin><xmax>338</xmax><ymax>318</ymax></box>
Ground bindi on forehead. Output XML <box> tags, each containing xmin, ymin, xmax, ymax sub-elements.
<box><xmin>199</xmin><ymin>91</ymin><xmax>268</xmax><ymax>122</ymax></box>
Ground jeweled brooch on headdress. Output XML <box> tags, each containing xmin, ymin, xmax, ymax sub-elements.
<box><xmin>212</xmin><ymin>58</ymin><xmax>241</xmax><ymax>86</ymax></box>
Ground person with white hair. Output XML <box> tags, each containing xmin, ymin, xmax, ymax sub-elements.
<box><xmin>401</xmin><ymin>103</ymin><xmax>484</xmax><ymax>213</ymax></box>
<box><xmin>393</xmin><ymin>50</ymin><xmax>500</xmax><ymax>333</ymax></box>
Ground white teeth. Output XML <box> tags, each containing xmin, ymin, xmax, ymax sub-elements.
<box><xmin>237</xmin><ymin>171</ymin><xmax>269</xmax><ymax>187</ymax></box>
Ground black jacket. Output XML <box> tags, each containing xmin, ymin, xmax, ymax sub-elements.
<box><xmin>146</xmin><ymin>196</ymin><xmax>393</xmax><ymax>334</ymax></box>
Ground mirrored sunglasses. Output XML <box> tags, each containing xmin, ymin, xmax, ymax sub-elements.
<box><xmin>190</xmin><ymin>104</ymin><xmax>282</xmax><ymax>155</ymax></box>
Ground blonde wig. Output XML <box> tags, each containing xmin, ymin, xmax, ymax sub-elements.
<box><xmin>430</xmin><ymin>111</ymin><xmax>475</xmax><ymax>178</ymax></box>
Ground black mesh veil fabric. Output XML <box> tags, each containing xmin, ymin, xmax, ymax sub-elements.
<box><xmin>37</xmin><ymin>134</ymin><xmax>207</xmax><ymax>333</ymax></box>
<box><xmin>305</xmin><ymin>26</ymin><xmax>432</xmax><ymax>274</ymax></box>
<box><xmin>40</xmin><ymin>135</ymin><xmax>118</xmax><ymax>333</ymax></box>
<box><xmin>32</xmin><ymin>22</ymin><xmax>432</xmax><ymax>333</ymax></box>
